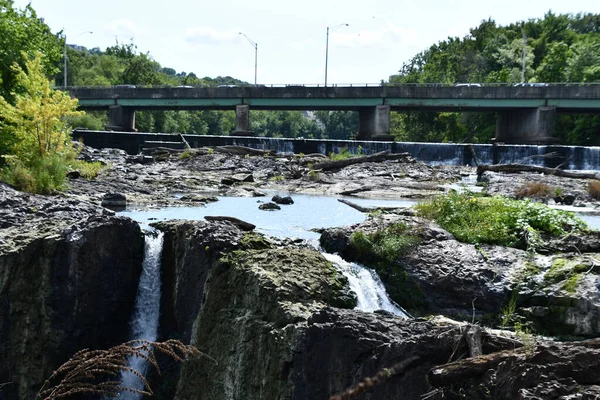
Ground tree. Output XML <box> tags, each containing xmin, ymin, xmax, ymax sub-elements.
<box><xmin>0</xmin><ymin>0</ymin><xmax>62</xmax><ymax>100</ymax></box>
<box><xmin>0</xmin><ymin>52</ymin><xmax>83</xmax><ymax>193</ymax></box>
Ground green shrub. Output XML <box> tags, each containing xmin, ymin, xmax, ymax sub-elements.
<box><xmin>350</xmin><ymin>222</ymin><xmax>420</xmax><ymax>264</ymax></box>
<box><xmin>69</xmin><ymin>159</ymin><xmax>105</xmax><ymax>179</ymax></box>
<box><xmin>1</xmin><ymin>153</ymin><xmax>69</xmax><ymax>194</ymax></box>
<box><xmin>329</xmin><ymin>147</ymin><xmax>354</xmax><ymax>161</ymax></box>
<box><xmin>415</xmin><ymin>192</ymin><xmax>587</xmax><ymax>250</ymax></box>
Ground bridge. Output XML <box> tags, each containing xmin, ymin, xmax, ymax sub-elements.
<box><xmin>68</xmin><ymin>85</ymin><xmax>600</xmax><ymax>144</ymax></box>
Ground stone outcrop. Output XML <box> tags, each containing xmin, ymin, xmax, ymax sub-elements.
<box><xmin>166</xmin><ymin>221</ymin><xmax>523</xmax><ymax>400</ymax></box>
<box><xmin>320</xmin><ymin>212</ymin><xmax>600</xmax><ymax>337</ymax></box>
<box><xmin>429</xmin><ymin>338</ymin><xmax>600</xmax><ymax>399</ymax></box>
<box><xmin>0</xmin><ymin>184</ymin><xmax>144</xmax><ymax>400</ymax></box>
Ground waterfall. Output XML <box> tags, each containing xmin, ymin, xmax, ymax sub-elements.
<box><xmin>322</xmin><ymin>253</ymin><xmax>408</xmax><ymax>318</ymax></box>
<box><xmin>119</xmin><ymin>228</ymin><xmax>163</xmax><ymax>399</ymax></box>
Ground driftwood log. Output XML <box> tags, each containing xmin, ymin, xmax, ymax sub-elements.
<box><xmin>204</xmin><ymin>216</ymin><xmax>256</xmax><ymax>231</ymax></box>
<box><xmin>213</xmin><ymin>145</ymin><xmax>275</xmax><ymax>157</ymax></box>
<box><xmin>428</xmin><ymin>349</ymin><xmax>526</xmax><ymax>387</ymax></box>
<box><xmin>477</xmin><ymin>164</ymin><xmax>600</xmax><ymax>180</ymax></box>
<box><xmin>312</xmin><ymin>151</ymin><xmax>413</xmax><ymax>172</ymax></box>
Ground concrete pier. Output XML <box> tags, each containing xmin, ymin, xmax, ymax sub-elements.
<box><xmin>108</xmin><ymin>105</ymin><xmax>136</xmax><ymax>132</ymax></box>
<box><xmin>357</xmin><ymin>105</ymin><xmax>392</xmax><ymax>140</ymax></box>
<box><xmin>495</xmin><ymin>107</ymin><xmax>557</xmax><ymax>144</ymax></box>
<box><xmin>231</xmin><ymin>105</ymin><xmax>254</xmax><ymax>136</ymax></box>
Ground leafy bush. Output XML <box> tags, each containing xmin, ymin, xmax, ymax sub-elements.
<box><xmin>69</xmin><ymin>159</ymin><xmax>105</xmax><ymax>179</ymax></box>
<box><xmin>0</xmin><ymin>52</ymin><xmax>102</xmax><ymax>194</ymax></box>
<box><xmin>1</xmin><ymin>153</ymin><xmax>70</xmax><ymax>194</ymax></box>
<box><xmin>415</xmin><ymin>192</ymin><xmax>587</xmax><ymax>250</ymax></box>
<box><xmin>350</xmin><ymin>222</ymin><xmax>420</xmax><ymax>264</ymax></box>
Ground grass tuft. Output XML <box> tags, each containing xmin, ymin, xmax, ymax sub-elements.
<box><xmin>415</xmin><ymin>192</ymin><xmax>587</xmax><ymax>251</ymax></box>
<box><xmin>514</xmin><ymin>182</ymin><xmax>553</xmax><ymax>199</ymax></box>
<box><xmin>37</xmin><ymin>339</ymin><xmax>211</xmax><ymax>400</ymax></box>
<box><xmin>588</xmin><ymin>180</ymin><xmax>600</xmax><ymax>200</ymax></box>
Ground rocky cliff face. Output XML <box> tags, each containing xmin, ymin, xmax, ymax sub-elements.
<box><xmin>0</xmin><ymin>184</ymin><xmax>144</xmax><ymax>400</ymax></box>
<box><xmin>155</xmin><ymin>221</ymin><xmax>517</xmax><ymax>400</ymax></box>
<box><xmin>320</xmin><ymin>212</ymin><xmax>600</xmax><ymax>337</ymax></box>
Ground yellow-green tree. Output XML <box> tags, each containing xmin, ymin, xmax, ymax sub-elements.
<box><xmin>0</xmin><ymin>52</ymin><xmax>84</xmax><ymax>193</ymax></box>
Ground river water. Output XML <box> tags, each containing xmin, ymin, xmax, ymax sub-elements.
<box><xmin>118</xmin><ymin>229</ymin><xmax>163</xmax><ymax>399</ymax></box>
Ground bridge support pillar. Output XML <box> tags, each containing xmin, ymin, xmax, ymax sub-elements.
<box><xmin>357</xmin><ymin>105</ymin><xmax>392</xmax><ymax>141</ymax></box>
<box><xmin>495</xmin><ymin>107</ymin><xmax>558</xmax><ymax>144</ymax></box>
<box><xmin>108</xmin><ymin>106</ymin><xmax>136</xmax><ymax>132</ymax></box>
<box><xmin>231</xmin><ymin>105</ymin><xmax>254</xmax><ymax>136</ymax></box>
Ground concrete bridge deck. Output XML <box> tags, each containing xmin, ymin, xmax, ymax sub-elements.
<box><xmin>69</xmin><ymin>85</ymin><xmax>600</xmax><ymax>111</ymax></box>
<box><xmin>66</xmin><ymin>85</ymin><xmax>600</xmax><ymax>144</ymax></box>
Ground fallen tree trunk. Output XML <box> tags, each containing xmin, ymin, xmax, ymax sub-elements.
<box><xmin>477</xmin><ymin>164</ymin><xmax>600</xmax><ymax>180</ymax></box>
<box><xmin>213</xmin><ymin>145</ymin><xmax>274</xmax><ymax>157</ymax></box>
<box><xmin>428</xmin><ymin>349</ymin><xmax>525</xmax><ymax>387</ymax></box>
<box><xmin>312</xmin><ymin>151</ymin><xmax>412</xmax><ymax>171</ymax></box>
<box><xmin>337</xmin><ymin>199</ymin><xmax>373</xmax><ymax>212</ymax></box>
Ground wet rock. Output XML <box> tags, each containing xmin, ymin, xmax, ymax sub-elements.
<box><xmin>259</xmin><ymin>202</ymin><xmax>281</xmax><ymax>211</ymax></box>
<box><xmin>0</xmin><ymin>184</ymin><xmax>144</xmax><ymax>400</ymax></box>
<box><xmin>320</xmin><ymin>213</ymin><xmax>600</xmax><ymax>336</ymax></box>
<box><xmin>272</xmin><ymin>194</ymin><xmax>294</xmax><ymax>204</ymax></box>
<box><xmin>66</xmin><ymin>170</ymin><xmax>81</xmax><ymax>179</ymax></box>
<box><xmin>170</xmin><ymin>220</ymin><xmax>519</xmax><ymax>400</ymax></box>
<box><xmin>179</xmin><ymin>194</ymin><xmax>218</xmax><ymax>203</ymax></box>
<box><xmin>430</xmin><ymin>338</ymin><xmax>600</xmax><ymax>400</ymax></box>
<box><xmin>221</xmin><ymin>173</ymin><xmax>254</xmax><ymax>185</ymax></box>
<box><xmin>101</xmin><ymin>192</ymin><xmax>127</xmax><ymax>209</ymax></box>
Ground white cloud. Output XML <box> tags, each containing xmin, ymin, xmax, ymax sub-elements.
<box><xmin>185</xmin><ymin>27</ymin><xmax>241</xmax><ymax>45</ymax></box>
<box><xmin>104</xmin><ymin>19</ymin><xmax>142</xmax><ymax>40</ymax></box>
<box><xmin>329</xmin><ymin>20</ymin><xmax>422</xmax><ymax>50</ymax></box>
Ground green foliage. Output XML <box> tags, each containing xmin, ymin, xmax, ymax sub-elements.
<box><xmin>269</xmin><ymin>175</ymin><xmax>285</xmax><ymax>182</ymax></box>
<box><xmin>69</xmin><ymin>159</ymin><xmax>104</xmax><ymax>179</ymax></box>
<box><xmin>500</xmin><ymin>292</ymin><xmax>518</xmax><ymax>328</ymax></box>
<box><xmin>389</xmin><ymin>12</ymin><xmax>600</xmax><ymax>145</ymax></box>
<box><xmin>1</xmin><ymin>153</ymin><xmax>69</xmax><ymax>194</ymax></box>
<box><xmin>178</xmin><ymin>149</ymin><xmax>193</xmax><ymax>160</ymax></box>
<box><xmin>415</xmin><ymin>192</ymin><xmax>587</xmax><ymax>250</ymax></box>
<box><xmin>0</xmin><ymin>1</ymin><xmax>62</xmax><ymax>100</ymax></box>
<box><xmin>350</xmin><ymin>223</ymin><xmax>421</xmax><ymax>264</ymax></box>
<box><xmin>328</xmin><ymin>147</ymin><xmax>353</xmax><ymax>161</ymax></box>
<box><xmin>0</xmin><ymin>52</ymin><xmax>97</xmax><ymax>193</ymax></box>
<box><xmin>544</xmin><ymin>257</ymin><xmax>589</xmax><ymax>285</ymax></box>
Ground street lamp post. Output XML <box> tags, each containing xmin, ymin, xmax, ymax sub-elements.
<box><xmin>325</xmin><ymin>23</ymin><xmax>348</xmax><ymax>87</ymax></box>
<box><xmin>239</xmin><ymin>32</ymin><xmax>258</xmax><ymax>85</ymax></box>
<box><xmin>64</xmin><ymin>30</ymin><xmax>93</xmax><ymax>88</ymax></box>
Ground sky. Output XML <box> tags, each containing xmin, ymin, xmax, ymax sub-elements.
<box><xmin>13</xmin><ymin>0</ymin><xmax>600</xmax><ymax>85</ymax></box>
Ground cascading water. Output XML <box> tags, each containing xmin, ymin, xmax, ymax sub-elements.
<box><xmin>119</xmin><ymin>228</ymin><xmax>163</xmax><ymax>399</ymax></box>
<box><xmin>322</xmin><ymin>253</ymin><xmax>408</xmax><ymax>318</ymax></box>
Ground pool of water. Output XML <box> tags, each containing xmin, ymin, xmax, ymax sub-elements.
<box><xmin>121</xmin><ymin>193</ymin><xmax>417</xmax><ymax>241</ymax></box>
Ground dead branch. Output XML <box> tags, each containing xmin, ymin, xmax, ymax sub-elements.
<box><xmin>312</xmin><ymin>151</ymin><xmax>413</xmax><ymax>172</ymax></box>
<box><xmin>213</xmin><ymin>145</ymin><xmax>274</xmax><ymax>157</ymax></box>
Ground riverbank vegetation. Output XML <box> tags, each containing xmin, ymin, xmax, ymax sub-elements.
<box><xmin>0</xmin><ymin>53</ymin><xmax>103</xmax><ymax>193</ymax></box>
<box><xmin>389</xmin><ymin>12</ymin><xmax>600</xmax><ymax>145</ymax></box>
<box><xmin>2</xmin><ymin>2</ymin><xmax>597</xmax><ymax>143</ymax></box>
<box><xmin>415</xmin><ymin>192</ymin><xmax>588</xmax><ymax>251</ymax></box>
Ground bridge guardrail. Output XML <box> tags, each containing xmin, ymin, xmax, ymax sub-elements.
<box><xmin>63</xmin><ymin>81</ymin><xmax>600</xmax><ymax>91</ymax></box>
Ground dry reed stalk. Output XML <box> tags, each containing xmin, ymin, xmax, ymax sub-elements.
<box><xmin>588</xmin><ymin>180</ymin><xmax>600</xmax><ymax>200</ymax></box>
<box><xmin>329</xmin><ymin>356</ymin><xmax>420</xmax><ymax>400</ymax></box>
<box><xmin>37</xmin><ymin>339</ymin><xmax>209</xmax><ymax>400</ymax></box>
<box><xmin>514</xmin><ymin>182</ymin><xmax>553</xmax><ymax>199</ymax></box>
